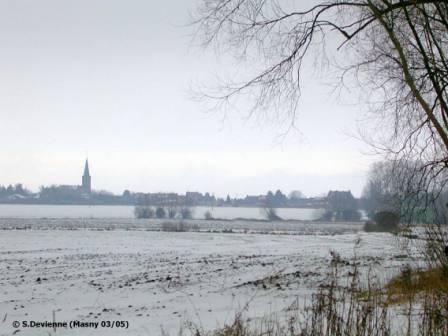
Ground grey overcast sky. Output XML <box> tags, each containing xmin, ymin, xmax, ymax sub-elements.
<box><xmin>0</xmin><ymin>0</ymin><xmax>376</xmax><ymax>198</ymax></box>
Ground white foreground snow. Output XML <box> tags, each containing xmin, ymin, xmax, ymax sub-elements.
<box><xmin>0</xmin><ymin>228</ymin><xmax>414</xmax><ymax>335</ymax></box>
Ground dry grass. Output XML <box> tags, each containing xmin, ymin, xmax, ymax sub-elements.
<box><xmin>385</xmin><ymin>266</ymin><xmax>448</xmax><ymax>304</ymax></box>
<box><xmin>172</xmin><ymin>261</ymin><xmax>448</xmax><ymax>336</ymax></box>
<box><xmin>160</xmin><ymin>221</ymin><xmax>200</xmax><ymax>232</ymax></box>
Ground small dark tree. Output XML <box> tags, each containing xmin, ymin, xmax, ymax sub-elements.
<box><xmin>266</xmin><ymin>191</ymin><xmax>275</xmax><ymax>207</ymax></box>
<box><xmin>263</xmin><ymin>207</ymin><xmax>282</xmax><ymax>221</ymax></box>
<box><xmin>374</xmin><ymin>211</ymin><xmax>400</xmax><ymax>232</ymax></box>
<box><xmin>155</xmin><ymin>207</ymin><xmax>166</xmax><ymax>219</ymax></box>
<box><xmin>341</xmin><ymin>209</ymin><xmax>362</xmax><ymax>222</ymax></box>
<box><xmin>180</xmin><ymin>207</ymin><xmax>194</xmax><ymax>219</ymax></box>
<box><xmin>320</xmin><ymin>210</ymin><xmax>333</xmax><ymax>221</ymax></box>
<box><xmin>204</xmin><ymin>210</ymin><xmax>214</xmax><ymax>220</ymax></box>
<box><xmin>134</xmin><ymin>206</ymin><xmax>155</xmax><ymax>219</ymax></box>
<box><xmin>167</xmin><ymin>207</ymin><xmax>178</xmax><ymax>219</ymax></box>
<box><xmin>274</xmin><ymin>189</ymin><xmax>287</xmax><ymax>207</ymax></box>
<box><xmin>14</xmin><ymin>183</ymin><xmax>26</xmax><ymax>195</ymax></box>
<box><xmin>289</xmin><ymin>190</ymin><xmax>304</xmax><ymax>200</ymax></box>
<box><xmin>225</xmin><ymin>195</ymin><xmax>231</xmax><ymax>205</ymax></box>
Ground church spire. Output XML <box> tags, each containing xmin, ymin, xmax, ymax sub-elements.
<box><xmin>83</xmin><ymin>159</ymin><xmax>90</xmax><ymax>177</ymax></box>
<box><xmin>82</xmin><ymin>159</ymin><xmax>91</xmax><ymax>193</ymax></box>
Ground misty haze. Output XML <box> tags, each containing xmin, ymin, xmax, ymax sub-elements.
<box><xmin>1</xmin><ymin>1</ymin><xmax>448</xmax><ymax>335</ymax></box>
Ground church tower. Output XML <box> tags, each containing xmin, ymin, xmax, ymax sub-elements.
<box><xmin>82</xmin><ymin>159</ymin><xmax>91</xmax><ymax>193</ymax></box>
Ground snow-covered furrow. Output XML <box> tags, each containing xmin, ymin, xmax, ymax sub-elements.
<box><xmin>0</xmin><ymin>229</ymin><xmax>418</xmax><ymax>335</ymax></box>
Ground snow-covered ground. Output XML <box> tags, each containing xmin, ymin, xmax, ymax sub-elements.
<box><xmin>0</xmin><ymin>222</ymin><xmax>416</xmax><ymax>336</ymax></box>
<box><xmin>0</xmin><ymin>217</ymin><xmax>365</xmax><ymax>235</ymax></box>
<box><xmin>0</xmin><ymin>204</ymin><xmax>323</xmax><ymax>221</ymax></box>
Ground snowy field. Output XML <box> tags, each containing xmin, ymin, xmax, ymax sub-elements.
<box><xmin>0</xmin><ymin>218</ymin><xmax>417</xmax><ymax>336</ymax></box>
<box><xmin>0</xmin><ymin>204</ymin><xmax>324</xmax><ymax>221</ymax></box>
<box><xmin>0</xmin><ymin>217</ymin><xmax>365</xmax><ymax>235</ymax></box>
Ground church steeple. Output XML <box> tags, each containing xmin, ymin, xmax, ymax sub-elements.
<box><xmin>82</xmin><ymin>159</ymin><xmax>91</xmax><ymax>193</ymax></box>
<box><xmin>83</xmin><ymin>159</ymin><xmax>90</xmax><ymax>177</ymax></box>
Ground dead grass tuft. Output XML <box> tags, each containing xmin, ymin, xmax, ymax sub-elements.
<box><xmin>174</xmin><ymin>262</ymin><xmax>448</xmax><ymax>336</ymax></box>
<box><xmin>386</xmin><ymin>266</ymin><xmax>448</xmax><ymax>304</ymax></box>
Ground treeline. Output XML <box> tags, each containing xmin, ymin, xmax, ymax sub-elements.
<box><xmin>362</xmin><ymin>160</ymin><xmax>448</xmax><ymax>225</ymax></box>
<box><xmin>134</xmin><ymin>206</ymin><xmax>193</xmax><ymax>219</ymax></box>
<box><xmin>0</xmin><ymin>183</ymin><xmax>133</xmax><ymax>205</ymax></box>
<box><xmin>0</xmin><ymin>184</ymin><xmax>32</xmax><ymax>198</ymax></box>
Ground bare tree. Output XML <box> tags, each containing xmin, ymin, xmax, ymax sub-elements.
<box><xmin>193</xmin><ymin>0</ymin><xmax>448</xmax><ymax>175</ymax></box>
<box><xmin>194</xmin><ymin>0</ymin><xmax>448</xmax><ymax>267</ymax></box>
<box><xmin>362</xmin><ymin>160</ymin><xmax>442</xmax><ymax>220</ymax></box>
<box><xmin>289</xmin><ymin>190</ymin><xmax>305</xmax><ymax>200</ymax></box>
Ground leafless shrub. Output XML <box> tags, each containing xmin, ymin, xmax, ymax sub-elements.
<box><xmin>168</xmin><ymin>207</ymin><xmax>178</xmax><ymax>219</ymax></box>
<box><xmin>161</xmin><ymin>221</ymin><xmax>188</xmax><ymax>232</ymax></box>
<box><xmin>180</xmin><ymin>207</ymin><xmax>194</xmax><ymax>220</ymax></box>
<box><xmin>156</xmin><ymin>207</ymin><xmax>167</xmax><ymax>219</ymax></box>
<box><xmin>262</xmin><ymin>207</ymin><xmax>282</xmax><ymax>221</ymax></box>
<box><xmin>160</xmin><ymin>221</ymin><xmax>200</xmax><ymax>232</ymax></box>
<box><xmin>134</xmin><ymin>206</ymin><xmax>155</xmax><ymax>219</ymax></box>
<box><xmin>204</xmin><ymin>210</ymin><xmax>214</xmax><ymax>220</ymax></box>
